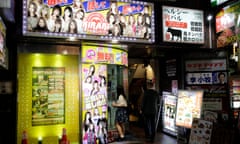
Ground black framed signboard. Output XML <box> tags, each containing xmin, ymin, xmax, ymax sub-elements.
<box><xmin>162</xmin><ymin>6</ymin><xmax>204</xmax><ymax>44</ymax></box>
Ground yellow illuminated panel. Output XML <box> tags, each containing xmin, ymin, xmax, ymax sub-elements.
<box><xmin>17</xmin><ymin>54</ymin><xmax>80</xmax><ymax>144</ymax></box>
<box><xmin>82</xmin><ymin>45</ymin><xmax>128</xmax><ymax>66</ymax></box>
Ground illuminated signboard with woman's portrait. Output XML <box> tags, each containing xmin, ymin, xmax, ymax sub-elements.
<box><xmin>22</xmin><ymin>0</ymin><xmax>155</xmax><ymax>43</ymax></box>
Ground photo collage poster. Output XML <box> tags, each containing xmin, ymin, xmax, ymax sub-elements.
<box><xmin>32</xmin><ymin>67</ymin><xmax>65</xmax><ymax>126</ymax></box>
<box><xmin>24</xmin><ymin>0</ymin><xmax>155</xmax><ymax>43</ymax></box>
<box><xmin>82</xmin><ymin>63</ymin><xmax>108</xmax><ymax>144</ymax></box>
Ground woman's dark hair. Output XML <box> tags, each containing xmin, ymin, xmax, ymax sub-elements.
<box><xmin>76</xmin><ymin>9</ymin><xmax>85</xmax><ymax>20</ymax></box>
<box><xmin>28</xmin><ymin>1</ymin><xmax>38</xmax><ymax>17</ymax></box>
<box><xmin>52</xmin><ymin>5</ymin><xmax>62</xmax><ymax>16</ymax></box>
<box><xmin>83</xmin><ymin>111</ymin><xmax>93</xmax><ymax>131</ymax></box>
<box><xmin>99</xmin><ymin>75</ymin><xmax>106</xmax><ymax>87</ymax></box>
<box><xmin>63</xmin><ymin>6</ymin><xmax>73</xmax><ymax>19</ymax></box>
<box><xmin>89</xmin><ymin>64</ymin><xmax>95</xmax><ymax>76</ymax></box>
<box><xmin>117</xmin><ymin>85</ymin><xmax>126</xmax><ymax>99</ymax></box>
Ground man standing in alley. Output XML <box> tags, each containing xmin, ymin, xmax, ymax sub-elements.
<box><xmin>141</xmin><ymin>81</ymin><xmax>159</xmax><ymax>142</ymax></box>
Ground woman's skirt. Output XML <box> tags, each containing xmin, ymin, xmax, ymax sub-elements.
<box><xmin>115</xmin><ymin>107</ymin><xmax>128</xmax><ymax>123</ymax></box>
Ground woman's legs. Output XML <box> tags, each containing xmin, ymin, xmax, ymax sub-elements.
<box><xmin>121</xmin><ymin>123</ymin><xmax>125</xmax><ymax>136</ymax></box>
<box><xmin>116</xmin><ymin>122</ymin><xmax>125</xmax><ymax>138</ymax></box>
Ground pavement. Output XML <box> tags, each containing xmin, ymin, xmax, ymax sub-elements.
<box><xmin>109</xmin><ymin>124</ymin><xmax>177</xmax><ymax>144</ymax></box>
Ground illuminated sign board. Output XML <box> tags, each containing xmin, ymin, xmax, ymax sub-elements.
<box><xmin>22</xmin><ymin>0</ymin><xmax>155</xmax><ymax>43</ymax></box>
<box><xmin>162</xmin><ymin>91</ymin><xmax>177</xmax><ymax>136</ymax></box>
<box><xmin>82</xmin><ymin>44</ymin><xmax>128</xmax><ymax>66</ymax></box>
<box><xmin>216</xmin><ymin>1</ymin><xmax>240</xmax><ymax>48</ymax></box>
<box><xmin>0</xmin><ymin>16</ymin><xmax>8</xmax><ymax>69</ymax></box>
<box><xmin>162</xmin><ymin>6</ymin><xmax>204</xmax><ymax>44</ymax></box>
<box><xmin>175</xmin><ymin>90</ymin><xmax>203</xmax><ymax>128</ymax></box>
<box><xmin>211</xmin><ymin>0</ymin><xmax>229</xmax><ymax>7</ymax></box>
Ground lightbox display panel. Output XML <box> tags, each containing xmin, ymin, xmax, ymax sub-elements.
<box><xmin>22</xmin><ymin>0</ymin><xmax>155</xmax><ymax>43</ymax></box>
<box><xmin>162</xmin><ymin>6</ymin><xmax>204</xmax><ymax>44</ymax></box>
<box><xmin>175</xmin><ymin>90</ymin><xmax>203</xmax><ymax>128</ymax></box>
<box><xmin>216</xmin><ymin>0</ymin><xmax>240</xmax><ymax>48</ymax></box>
<box><xmin>0</xmin><ymin>16</ymin><xmax>8</xmax><ymax>69</ymax></box>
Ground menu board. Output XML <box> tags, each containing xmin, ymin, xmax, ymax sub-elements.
<box><xmin>162</xmin><ymin>6</ymin><xmax>204</xmax><ymax>44</ymax></box>
<box><xmin>189</xmin><ymin>118</ymin><xmax>213</xmax><ymax>144</ymax></box>
<box><xmin>23</xmin><ymin>0</ymin><xmax>155</xmax><ymax>43</ymax></box>
<box><xmin>175</xmin><ymin>90</ymin><xmax>203</xmax><ymax>128</ymax></box>
<box><xmin>32</xmin><ymin>67</ymin><xmax>65</xmax><ymax>126</ymax></box>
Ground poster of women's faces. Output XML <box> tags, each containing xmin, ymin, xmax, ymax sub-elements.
<box><xmin>82</xmin><ymin>64</ymin><xmax>107</xmax><ymax>110</ymax></box>
<box><xmin>23</xmin><ymin>0</ymin><xmax>155</xmax><ymax>43</ymax></box>
<box><xmin>81</xmin><ymin>64</ymin><xmax>108</xmax><ymax>144</ymax></box>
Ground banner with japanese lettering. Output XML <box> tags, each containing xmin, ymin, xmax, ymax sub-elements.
<box><xmin>185</xmin><ymin>59</ymin><xmax>227</xmax><ymax>72</ymax></box>
<box><xmin>185</xmin><ymin>59</ymin><xmax>228</xmax><ymax>97</ymax></box>
<box><xmin>23</xmin><ymin>0</ymin><xmax>155</xmax><ymax>43</ymax></box>
<box><xmin>162</xmin><ymin>6</ymin><xmax>204</xmax><ymax>44</ymax></box>
<box><xmin>81</xmin><ymin>44</ymin><xmax>128</xmax><ymax>66</ymax></box>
